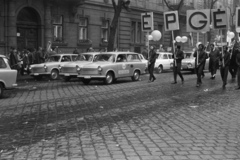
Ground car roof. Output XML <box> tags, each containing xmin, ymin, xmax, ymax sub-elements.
<box><xmin>49</xmin><ymin>54</ymin><xmax>76</xmax><ymax>56</ymax></box>
<box><xmin>156</xmin><ymin>52</ymin><xmax>172</xmax><ymax>54</ymax></box>
<box><xmin>99</xmin><ymin>52</ymin><xmax>138</xmax><ymax>54</ymax></box>
<box><xmin>82</xmin><ymin>52</ymin><xmax>100</xmax><ymax>55</ymax></box>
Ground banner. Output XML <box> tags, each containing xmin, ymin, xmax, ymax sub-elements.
<box><xmin>187</xmin><ymin>10</ymin><xmax>210</xmax><ymax>32</ymax></box>
<box><xmin>164</xmin><ymin>11</ymin><xmax>179</xmax><ymax>31</ymax></box>
<box><xmin>141</xmin><ymin>12</ymin><xmax>154</xmax><ymax>32</ymax></box>
<box><xmin>211</xmin><ymin>9</ymin><xmax>228</xmax><ymax>30</ymax></box>
<box><xmin>236</xmin><ymin>7</ymin><xmax>240</xmax><ymax>33</ymax></box>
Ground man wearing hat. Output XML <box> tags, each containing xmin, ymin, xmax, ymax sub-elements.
<box><xmin>193</xmin><ymin>43</ymin><xmax>207</xmax><ymax>87</ymax></box>
<box><xmin>219</xmin><ymin>45</ymin><xmax>230</xmax><ymax>88</ymax></box>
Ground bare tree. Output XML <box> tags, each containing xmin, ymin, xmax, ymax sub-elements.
<box><xmin>107</xmin><ymin>0</ymin><xmax>130</xmax><ymax>52</ymax></box>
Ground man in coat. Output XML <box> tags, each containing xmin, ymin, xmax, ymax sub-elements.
<box><xmin>209</xmin><ymin>44</ymin><xmax>220</xmax><ymax>79</ymax></box>
<box><xmin>172</xmin><ymin>45</ymin><xmax>184</xmax><ymax>84</ymax></box>
<box><xmin>229</xmin><ymin>43</ymin><xmax>238</xmax><ymax>79</ymax></box>
<box><xmin>193</xmin><ymin>44</ymin><xmax>207</xmax><ymax>87</ymax></box>
<box><xmin>148</xmin><ymin>46</ymin><xmax>157</xmax><ymax>82</ymax></box>
<box><xmin>235</xmin><ymin>46</ymin><xmax>240</xmax><ymax>90</ymax></box>
<box><xmin>219</xmin><ymin>45</ymin><xmax>231</xmax><ymax>88</ymax></box>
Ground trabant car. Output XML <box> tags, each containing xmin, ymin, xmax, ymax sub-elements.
<box><xmin>59</xmin><ymin>52</ymin><xmax>100</xmax><ymax>81</ymax></box>
<box><xmin>0</xmin><ymin>55</ymin><xmax>18</xmax><ymax>98</ymax></box>
<box><xmin>29</xmin><ymin>54</ymin><xmax>77</xmax><ymax>80</ymax></box>
<box><xmin>154</xmin><ymin>52</ymin><xmax>173</xmax><ymax>73</ymax></box>
<box><xmin>77</xmin><ymin>52</ymin><xmax>147</xmax><ymax>85</ymax></box>
<box><xmin>181</xmin><ymin>51</ymin><xmax>209</xmax><ymax>73</ymax></box>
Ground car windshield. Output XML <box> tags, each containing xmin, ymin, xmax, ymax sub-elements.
<box><xmin>75</xmin><ymin>54</ymin><xmax>94</xmax><ymax>62</ymax></box>
<box><xmin>185</xmin><ymin>53</ymin><xmax>193</xmax><ymax>59</ymax></box>
<box><xmin>46</xmin><ymin>56</ymin><xmax>61</xmax><ymax>62</ymax></box>
<box><xmin>94</xmin><ymin>54</ymin><xmax>115</xmax><ymax>62</ymax></box>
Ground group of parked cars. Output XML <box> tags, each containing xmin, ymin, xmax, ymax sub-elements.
<box><xmin>0</xmin><ymin>50</ymin><xmax>210</xmax><ymax>98</ymax></box>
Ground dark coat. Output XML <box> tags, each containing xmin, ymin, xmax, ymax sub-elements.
<box><xmin>236</xmin><ymin>50</ymin><xmax>240</xmax><ymax>67</ymax></box>
<box><xmin>148</xmin><ymin>49</ymin><xmax>157</xmax><ymax>64</ymax></box>
<box><xmin>220</xmin><ymin>51</ymin><xmax>230</xmax><ymax>66</ymax></box>
<box><xmin>209</xmin><ymin>49</ymin><xmax>220</xmax><ymax>70</ymax></box>
<box><xmin>193</xmin><ymin>50</ymin><xmax>207</xmax><ymax>67</ymax></box>
<box><xmin>9</xmin><ymin>52</ymin><xmax>18</xmax><ymax>69</ymax></box>
<box><xmin>173</xmin><ymin>50</ymin><xmax>184</xmax><ymax>63</ymax></box>
<box><xmin>230</xmin><ymin>49</ymin><xmax>238</xmax><ymax>67</ymax></box>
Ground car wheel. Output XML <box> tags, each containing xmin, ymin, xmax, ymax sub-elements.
<box><xmin>63</xmin><ymin>76</ymin><xmax>71</xmax><ymax>82</ymax></box>
<box><xmin>158</xmin><ymin>65</ymin><xmax>163</xmax><ymax>73</ymax></box>
<box><xmin>34</xmin><ymin>76</ymin><xmax>42</xmax><ymax>81</ymax></box>
<box><xmin>0</xmin><ymin>83</ymin><xmax>4</xmax><ymax>98</ymax></box>
<box><xmin>50</xmin><ymin>69</ymin><xmax>59</xmax><ymax>80</ymax></box>
<box><xmin>131</xmin><ymin>70</ymin><xmax>140</xmax><ymax>81</ymax></box>
<box><xmin>82</xmin><ymin>79</ymin><xmax>91</xmax><ymax>85</ymax></box>
<box><xmin>104</xmin><ymin>72</ymin><xmax>114</xmax><ymax>85</ymax></box>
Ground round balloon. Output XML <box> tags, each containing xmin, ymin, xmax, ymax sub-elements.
<box><xmin>151</xmin><ymin>30</ymin><xmax>162</xmax><ymax>41</ymax></box>
<box><xmin>148</xmin><ymin>35</ymin><xmax>153</xmax><ymax>40</ymax></box>
<box><xmin>181</xmin><ymin>36</ymin><xmax>188</xmax><ymax>43</ymax></box>
<box><xmin>236</xmin><ymin>28</ymin><xmax>240</xmax><ymax>33</ymax></box>
<box><xmin>229</xmin><ymin>32</ymin><xmax>235</xmax><ymax>38</ymax></box>
<box><xmin>176</xmin><ymin>36</ymin><xmax>182</xmax><ymax>42</ymax></box>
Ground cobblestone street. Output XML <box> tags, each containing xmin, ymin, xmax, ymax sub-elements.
<box><xmin>0</xmin><ymin>71</ymin><xmax>240</xmax><ymax>160</ymax></box>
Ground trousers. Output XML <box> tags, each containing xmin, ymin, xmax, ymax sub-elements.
<box><xmin>173</xmin><ymin>62</ymin><xmax>184</xmax><ymax>82</ymax></box>
<box><xmin>195</xmin><ymin>63</ymin><xmax>204</xmax><ymax>84</ymax></box>
<box><xmin>148</xmin><ymin>62</ymin><xmax>155</xmax><ymax>81</ymax></box>
<box><xmin>220</xmin><ymin>66</ymin><xmax>229</xmax><ymax>84</ymax></box>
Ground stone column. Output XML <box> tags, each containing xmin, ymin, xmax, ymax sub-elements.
<box><xmin>44</xmin><ymin>2</ymin><xmax>52</xmax><ymax>49</ymax></box>
<box><xmin>8</xmin><ymin>0</ymin><xmax>17</xmax><ymax>48</ymax></box>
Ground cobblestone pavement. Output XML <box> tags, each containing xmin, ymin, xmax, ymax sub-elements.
<box><xmin>0</xmin><ymin>71</ymin><xmax>240</xmax><ymax>160</ymax></box>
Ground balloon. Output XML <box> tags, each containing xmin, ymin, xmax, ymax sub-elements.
<box><xmin>151</xmin><ymin>30</ymin><xmax>162</xmax><ymax>41</ymax></box>
<box><xmin>148</xmin><ymin>35</ymin><xmax>153</xmax><ymax>40</ymax></box>
<box><xmin>176</xmin><ymin>36</ymin><xmax>182</xmax><ymax>42</ymax></box>
<box><xmin>181</xmin><ymin>36</ymin><xmax>188</xmax><ymax>43</ymax></box>
<box><xmin>236</xmin><ymin>28</ymin><xmax>240</xmax><ymax>33</ymax></box>
<box><xmin>201</xmin><ymin>31</ymin><xmax>206</xmax><ymax>34</ymax></box>
<box><xmin>229</xmin><ymin>32</ymin><xmax>235</xmax><ymax>38</ymax></box>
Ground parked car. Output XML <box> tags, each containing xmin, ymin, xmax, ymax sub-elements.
<box><xmin>29</xmin><ymin>54</ymin><xmax>77</xmax><ymax>80</ymax></box>
<box><xmin>77</xmin><ymin>52</ymin><xmax>147</xmax><ymax>85</ymax></box>
<box><xmin>59</xmin><ymin>52</ymin><xmax>100</xmax><ymax>81</ymax></box>
<box><xmin>138</xmin><ymin>54</ymin><xmax>148</xmax><ymax>73</ymax></box>
<box><xmin>154</xmin><ymin>52</ymin><xmax>173</xmax><ymax>73</ymax></box>
<box><xmin>0</xmin><ymin>55</ymin><xmax>18</xmax><ymax>98</ymax></box>
<box><xmin>181</xmin><ymin>51</ymin><xmax>209</xmax><ymax>73</ymax></box>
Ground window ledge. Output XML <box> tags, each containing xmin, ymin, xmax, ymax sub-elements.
<box><xmin>130</xmin><ymin>42</ymin><xmax>144</xmax><ymax>46</ymax></box>
<box><xmin>52</xmin><ymin>42</ymin><xmax>68</xmax><ymax>46</ymax></box>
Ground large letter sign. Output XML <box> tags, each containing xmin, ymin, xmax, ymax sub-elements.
<box><xmin>212</xmin><ymin>9</ymin><xmax>228</xmax><ymax>29</ymax></box>
<box><xmin>164</xmin><ymin>11</ymin><xmax>179</xmax><ymax>31</ymax></box>
<box><xmin>187</xmin><ymin>10</ymin><xmax>210</xmax><ymax>32</ymax></box>
<box><xmin>236</xmin><ymin>7</ymin><xmax>240</xmax><ymax>33</ymax></box>
<box><xmin>141</xmin><ymin>12</ymin><xmax>154</xmax><ymax>32</ymax></box>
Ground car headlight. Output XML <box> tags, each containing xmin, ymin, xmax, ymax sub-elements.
<box><xmin>29</xmin><ymin>66</ymin><xmax>32</xmax><ymax>70</ymax></box>
<box><xmin>170</xmin><ymin>63</ymin><xmax>173</xmax><ymax>67</ymax></box>
<box><xmin>58</xmin><ymin>65</ymin><xmax>62</xmax><ymax>72</ymax></box>
<box><xmin>43</xmin><ymin>65</ymin><xmax>48</xmax><ymax>71</ymax></box>
<box><xmin>76</xmin><ymin>65</ymin><xmax>81</xmax><ymax>72</ymax></box>
<box><xmin>188</xmin><ymin>63</ymin><xmax>192</xmax><ymax>67</ymax></box>
<box><xmin>98</xmin><ymin>66</ymin><xmax>102</xmax><ymax>72</ymax></box>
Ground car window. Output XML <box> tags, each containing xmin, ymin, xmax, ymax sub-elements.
<box><xmin>157</xmin><ymin>54</ymin><xmax>162</xmax><ymax>59</ymax></box>
<box><xmin>71</xmin><ymin>55</ymin><xmax>77</xmax><ymax>61</ymax></box>
<box><xmin>116</xmin><ymin>54</ymin><xmax>127</xmax><ymax>62</ymax></box>
<box><xmin>127</xmin><ymin>54</ymin><xmax>141</xmax><ymax>62</ymax></box>
<box><xmin>0</xmin><ymin>57</ymin><xmax>7</xmax><ymax>68</ymax></box>
<box><xmin>185</xmin><ymin>53</ymin><xmax>193</xmax><ymax>59</ymax></box>
<box><xmin>46</xmin><ymin>56</ymin><xmax>61</xmax><ymax>62</ymax></box>
<box><xmin>94</xmin><ymin>54</ymin><xmax>115</xmax><ymax>62</ymax></box>
<box><xmin>168</xmin><ymin>54</ymin><xmax>172</xmax><ymax>59</ymax></box>
<box><xmin>61</xmin><ymin>56</ymin><xmax>71</xmax><ymax>62</ymax></box>
<box><xmin>138</xmin><ymin>54</ymin><xmax>143</xmax><ymax>60</ymax></box>
<box><xmin>163</xmin><ymin>54</ymin><xmax>168</xmax><ymax>59</ymax></box>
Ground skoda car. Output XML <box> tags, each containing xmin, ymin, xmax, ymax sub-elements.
<box><xmin>154</xmin><ymin>52</ymin><xmax>173</xmax><ymax>73</ymax></box>
<box><xmin>77</xmin><ymin>52</ymin><xmax>147</xmax><ymax>85</ymax></box>
<box><xmin>29</xmin><ymin>54</ymin><xmax>77</xmax><ymax>80</ymax></box>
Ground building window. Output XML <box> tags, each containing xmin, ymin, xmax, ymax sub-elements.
<box><xmin>131</xmin><ymin>21</ymin><xmax>142</xmax><ymax>43</ymax></box>
<box><xmin>53</xmin><ymin>15</ymin><xmax>63</xmax><ymax>42</ymax></box>
<box><xmin>101</xmin><ymin>20</ymin><xmax>109</xmax><ymax>42</ymax></box>
<box><xmin>79</xmin><ymin>18</ymin><xmax>88</xmax><ymax>41</ymax></box>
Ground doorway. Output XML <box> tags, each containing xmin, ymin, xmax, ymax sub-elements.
<box><xmin>17</xmin><ymin>7</ymin><xmax>41</xmax><ymax>51</ymax></box>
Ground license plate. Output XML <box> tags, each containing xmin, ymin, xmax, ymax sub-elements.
<box><xmin>34</xmin><ymin>73</ymin><xmax>39</xmax><ymax>76</ymax></box>
<box><xmin>84</xmin><ymin>76</ymin><xmax>91</xmax><ymax>79</ymax></box>
<box><xmin>65</xmin><ymin>74</ymin><xmax>70</xmax><ymax>76</ymax></box>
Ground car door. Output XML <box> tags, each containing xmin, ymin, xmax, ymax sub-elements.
<box><xmin>127</xmin><ymin>54</ymin><xmax>141</xmax><ymax>75</ymax></box>
<box><xmin>116</xmin><ymin>54</ymin><xmax>131</xmax><ymax>77</ymax></box>
<box><xmin>160</xmin><ymin>53</ymin><xmax>170</xmax><ymax>70</ymax></box>
<box><xmin>71</xmin><ymin>55</ymin><xmax>78</xmax><ymax>61</ymax></box>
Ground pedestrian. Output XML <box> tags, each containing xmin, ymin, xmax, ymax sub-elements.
<box><xmin>148</xmin><ymin>46</ymin><xmax>157</xmax><ymax>83</ymax></box>
<box><xmin>28</xmin><ymin>49</ymin><xmax>34</xmax><ymax>65</ymax></box>
<box><xmin>21</xmin><ymin>50</ymin><xmax>30</xmax><ymax>75</ymax></box>
<box><xmin>209</xmin><ymin>43</ymin><xmax>220</xmax><ymax>79</ymax></box>
<box><xmin>141</xmin><ymin>47</ymin><xmax>148</xmax><ymax>59</ymax></box>
<box><xmin>201</xmin><ymin>45</ymin><xmax>208</xmax><ymax>78</ymax></box>
<box><xmin>73</xmin><ymin>48</ymin><xmax>79</xmax><ymax>54</ymax></box>
<box><xmin>235</xmin><ymin>45</ymin><xmax>240</xmax><ymax>90</ymax></box>
<box><xmin>193</xmin><ymin>43</ymin><xmax>207</xmax><ymax>87</ymax></box>
<box><xmin>34</xmin><ymin>47</ymin><xmax>44</xmax><ymax>64</ymax></box>
<box><xmin>172</xmin><ymin>45</ymin><xmax>184</xmax><ymax>84</ymax></box>
<box><xmin>229</xmin><ymin>43</ymin><xmax>238</xmax><ymax>79</ymax></box>
<box><xmin>219</xmin><ymin>45</ymin><xmax>230</xmax><ymax>88</ymax></box>
<box><xmin>87</xmin><ymin>47</ymin><xmax>94</xmax><ymax>52</ymax></box>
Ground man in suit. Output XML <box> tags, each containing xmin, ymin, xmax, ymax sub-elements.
<box><xmin>148</xmin><ymin>46</ymin><xmax>157</xmax><ymax>82</ymax></box>
<box><xmin>229</xmin><ymin>43</ymin><xmax>238</xmax><ymax>79</ymax></box>
<box><xmin>209</xmin><ymin>44</ymin><xmax>220</xmax><ymax>79</ymax></box>
<box><xmin>235</xmin><ymin>45</ymin><xmax>240</xmax><ymax>90</ymax></box>
<box><xmin>193</xmin><ymin>44</ymin><xmax>207</xmax><ymax>87</ymax></box>
<box><xmin>172</xmin><ymin>45</ymin><xmax>184</xmax><ymax>84</ymax></box>
<box><xmin>219</xmin><ymin>45</ymin><xmax>230</xmax><ymax>88</ymax></box>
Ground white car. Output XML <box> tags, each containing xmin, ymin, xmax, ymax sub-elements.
<box><xmin>0</xmin><ymin>55</ymin><xmax>18</xmax><ymax>98</ymax></box>
<box><xmin>154</xmin><ymin>52</ymin><xmax>173</xmax><ymax>73</ymax></box>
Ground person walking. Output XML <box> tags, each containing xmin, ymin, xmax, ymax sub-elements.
<box><xmin>229</xmin><ymin>43</ymin><xmax>238</xmax><ymax>79</ymax></box>
<box><xmin>148</xmin><ymin>46</ymin><xmax>157</xmax><ymax>83</ymax></box>
<box><xmin>235</xmin><ymin>45</ymin><xmax>240</xmax><ymax>90</ymax></box>
<box><xmin>209</xmin><ymin>44</ymin><xmax>220</xmax><ymax>79</ymax></box>
<box><xmin>73</xmin><ymin>48</ymin><xmax>79</xmax><ymax>54</ymax></box>
<box><xmin>35</xmin><ymin>47</ymin><xmax>44</xmax><ymax>64</ymax></box>
<box><xmin>172</xmin><ymin>45</ymin><xmax>184</xmax><ymax>84</ymax></box>
<box><xmin>194</xmin><ymin>44</ymin><xmax>207</xmax><ymax>87</ymax></box>
<box><xmin>219</xmin><ymin>45</ymin><xmax>230</xmax><ymax>88</ymax></box>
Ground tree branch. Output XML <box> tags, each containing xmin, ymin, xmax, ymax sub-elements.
<box><xmin>177</xmin><ymin>0</ymin><xmax>184</xmax><ymax>11</ymax></box>
<box><xmin>112</xmin><ymin>0</ymin><xmax>117</xmax><ymax>12</ymax></box>
<box><xmin>163</xmin><ymin>0</ymin><xmax>175</xmax><ymax>10</ymax></box>
<box><xmin>211</xmin><ymin>0</ymin><xmax>218</xmax><ymax>9</ymax></box>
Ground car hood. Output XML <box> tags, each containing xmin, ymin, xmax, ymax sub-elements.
<box><xmin>61</xmin><ymin>61</ymin><xmax>92</xmax><ymax>68</ymax></box>
<box><xmin>182</xmin><ymin>58</ymin><xmax>195</xmax><ymax>63</ymax></box>
<box><xmin>31</xmin><ymin>62</ymin><xmax>60</xmax><ymax>67</ymax></box>
<box><xmin>82</xmin><ymin>62</ymin><xmax>113</xmax><ymax>68</ymax></box>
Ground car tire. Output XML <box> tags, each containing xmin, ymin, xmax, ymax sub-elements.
<box><xmin>50</xmin><ymin>69</ymin><xmax>59</xmax><ymax>80</ymax></box>
<box><xmin>104</xmin><ymin>72</ymin><xmax>114</xmax><ymax>85</ymax></box>
<box><xmin>63</xmin><ymin>76</ymin><xmax>71</xmax><ymax>82</ymax></box>
<box><xmin>131</xmin><ymin>70</ymin><xmax>140</xmax><ymax>81</ymax></box>
<box><xmin>158</xmin><ymin>65</ymin><xmax>163</xmax><ymax>73</ymax></box>
<box><xmin>0</xmin><ymin>83</ymin><xmax>4</xmax><ymax>98</ymax></box>
<box><xmin>34</xmin><ymin>76</ymin><xmax>42</xmax><ymax>81</ymax></box>
<box><xmin>82</xmin><ymin>79</ymin><xmax>91</xmax><ymax>85</ymax></box>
